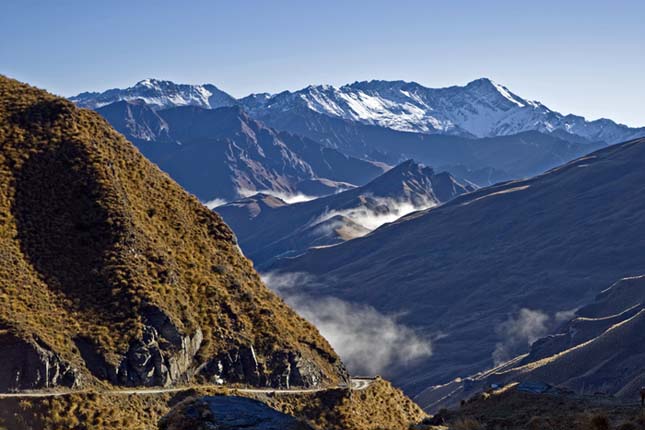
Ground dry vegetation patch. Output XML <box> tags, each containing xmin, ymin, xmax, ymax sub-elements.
<box><xmin>0</xmin><ymin>379</ymin><xmax>427</xmax><ymax>430</ymax></box>
<box><xmin>0</xmin><ymin>75</ymin><xmax>344</xmax><ymax>389</ymax></box>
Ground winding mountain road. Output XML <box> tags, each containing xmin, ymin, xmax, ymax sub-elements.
<box><xmin>0</xmin><ymin>378</ymin><xmax>375</xmax><ymax>399</ymax></box>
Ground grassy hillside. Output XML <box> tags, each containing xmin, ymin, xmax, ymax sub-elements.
<box><xmin>0</xmin><ymin>75</ymin><xmax>346</xmax><ymax>390</ymax></box>
<box><xmin>0</xmin><ymin>379</ymin><xmax>427</xmax><ymax>430</ymax></box>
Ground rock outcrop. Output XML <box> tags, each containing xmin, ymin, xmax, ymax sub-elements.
<box><xmin>197</xmin><ymin>346</ymin><xmax>326</xmax><ymax>389</ymax></box>
<box><xmin>0</xmin><ymin>324</ymin><xmax>78</xmax><ymax>391</ymax></box>
<box><xmin>74</xmin><ymin>306</ymin><xmax>204</xmax><ymax>387</ymax></box>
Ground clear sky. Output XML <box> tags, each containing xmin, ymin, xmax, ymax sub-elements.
<box><xmin>2</xmin><ymin>0</ymin><xmax>644</xmax><ymax>126</ymax></box>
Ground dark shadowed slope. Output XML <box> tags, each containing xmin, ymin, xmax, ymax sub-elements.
<box><xmin>418</xmin><ymin>275</ymin><xmax>645</xmax><ymax>410</ymax></box>
<box><xmin>0</xmin><ymin>76</ymin><xmax>347</xmax><ymax>392</ymax></box>
<box><xmin>248</xmin><ymin>105</ymin><xmax>607</xmax><ymax>186</ymax></box>
<box><xmin>217</xmin><ymin>160</ymin><xmax>474</xmax><ymax>268</ymax></box>
<box><xmin>96</xmin><ymin>102</ymin><xmax>386</xmax><ymax>202</ymax></box>
<box><xmin>272</xmin><ymin>138</ymin><xmax>645</xmax><ymax>395</ymax></box>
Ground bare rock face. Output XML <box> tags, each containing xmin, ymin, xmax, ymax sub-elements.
<box><xmin>198</xmin><ymin>347</ymin><xmax>330</xmax><ymax>389</ymax></box>
<box><xmin>199</xmin><ymin>345</ymin><xmax>262</xmax><ymax>386</ymax></box>
<box><xmin>267</xmin><ymin>350</ymin><xmax>325</xmax><ymax>388</ymax></box>
<box><xmin>0</xmin><ymin>327</ymin><xmax>78</xmax><ymax>391</ymax></box>
<box><xmin>75</xmin><ymin>305</ymin><xmax>203</xmax><ymax>387</ymax></box>
<box><xmin>115</xmin><ymin>325</ymin><xmax>203</xmax><ymax>387</ymax></box>
<box><xmin>159</xmin><ymin>396</ymin><xmax>313</xmax><ymax>430</ymax></box>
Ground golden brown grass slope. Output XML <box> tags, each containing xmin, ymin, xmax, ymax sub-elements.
<box><xmin>0</xmin><ymin>378</ymin><xmax>427</xmax><ymax>430</ymax></box>
<box><xmin>0</xmin><ymin>75</ymin><xmax>346</xmax><ymax>390</ymax></box>
<box><xmin>255</xmin><ymin>377</ymin><xmax>428</xmax><ymax>430</ymax></box>
<box><xmin>0</xmin><ymin>392</ymin><xmax>183</xmax><ymax>430</ymax></box>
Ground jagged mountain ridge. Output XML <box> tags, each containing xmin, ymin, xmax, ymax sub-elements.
<box><xmin>270</xmin><ymin>138</ymin><xmax>645</xmax><ymax>398</ymax></box>
<box><xmin>95</xmin><ymin>97</ymin><xmax>605</xmax><ymax>192</ymax></box>
<box><xmin>216</xmin><ymin>160</ymin><xmax>474</xmax><ymax>267</ymax></box>
<box><xmin>241</xmin><ymin>78</ymin><xmax>645</xmax><ymax>144</ymax></box>
<box><xmin>94</xmin><ymin>99</ymin><xmax>173</xmax><ymax>142</ymax></box>
<box><xmin>96</xmin><ymin>102</ymin><xmax>386</xmax><ymax>201</ymax></box>
<box><xmin>73</xmin><ymin>79</ymin><xmax>620</xmax><ymax>189</ymax></box>
<box><xmin>72</xmin><ymin>78</ymin><xmax>645</xmax><ymax>145</ymax></box>
<box><xmin>0</xmin><ymin>75</ymin><xmax>348</xmax><ymax>392</ymax></box>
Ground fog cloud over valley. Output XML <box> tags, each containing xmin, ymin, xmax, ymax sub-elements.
<box><xmin>238</xmin><ymin>188</ymin><xmax>318</xmax><ymax>204</ymax></box>
<box><xmin>312</xmin><ymin>197</ymin><xmax>436</xmax><ymax>234</ymax></box>
<box><xmin>204</xmin><ymin>198</ymin><xmax>228</xmax><ymax>209</ymax></box>
<box><xmin>262</xmin><ymin>271</ymin><xmax>432</xmax><ymax>375</ymax></box>
<box><xmin>493</xmin><ymin>307</ymin><xmax>577</xmax><ymax>365</ymax></box>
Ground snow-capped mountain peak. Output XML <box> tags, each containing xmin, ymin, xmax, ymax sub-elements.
<box><xmin>71</xmin><ymin>78</ymin><xmax>645</xmax><ymax>145</ymax></box>
<box><xmin>240</xmin><ymin>78</ymin><xmax>644</xmax><ymax>144</ymax></box>
<box><xmin>136</xmin><ymin>78</ymin><xmax>158</xmax><ymax>88</ymax></box>
<box><xmin>70</xmin><ymin>79</ymin><xmax>237</xmax><ymax>111</ymax></box>
<box><xmin>466</xmin><ymin>78</ymin><xmax>528</xmax><ymax>107</ymax></box>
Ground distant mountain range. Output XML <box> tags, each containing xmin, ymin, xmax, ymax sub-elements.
<box><xmin>270</xmin><ymin>138</ymin><xmax>645</xmax><ymax>397</ymax></box>
<box><xmin>71</xmin><ymin>79</ymin><xmax>645</xmax><ymax>193</ymax></box>
<box><xmin>241</xmin><ymin>78</ymin><xmax>645</xmax><ymax>144</ymax></box>
<box><xmin>216</xmin><ymin>160</ymin><xmax>474</xmax><ymax>267</ymax></box>
<box><xmin>251</xmin><ymin>108</ymin><xmax>606</xmax><ymax>186</ymax></box>
<box><xmin>73</xmin><ymin>78</ymin><xmax>645</xmax><ymax>145</ymax></box>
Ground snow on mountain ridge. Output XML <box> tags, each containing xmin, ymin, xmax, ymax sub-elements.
<box><xmin>70</xmin><ymin>78</ymin><xmax>237</xmax><ymax>110</ymax></box>
<box><xmin>242</xmin><ymin>78</ymin><xmax>542</xmax><ymax>136</ymax></box>
<box><xmin>242</xmin><ymin>78</ymin><xmax>644</xmax><ymax>144</ymax></box>
<box><xmin>71</xmin><ymin>78</ymin><xmax>645</xmax><ymax>145</ymax></box>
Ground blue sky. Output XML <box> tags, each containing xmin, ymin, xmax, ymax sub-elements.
<box><xmin>2</xmin><ymin>0</ymin><xmax>644</xmax><ymax>126</ymax></box>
